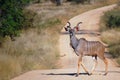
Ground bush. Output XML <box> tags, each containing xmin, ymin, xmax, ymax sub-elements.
<box><xmin>0</xmin><ymin>0</ymin><xmax>32</xmax><ymax>40</ymax></box>
<box><xmin>102</xmin><ymin>7</ymin><xmax>120</xmax><ymax>29</ymax></box>
<box><xmin>23</xmin><ymin>9</ymin><xmax>36</xmax><ymax>29</ymax></box>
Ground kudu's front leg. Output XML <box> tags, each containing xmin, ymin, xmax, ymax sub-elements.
<box><xmin>103</xmin><ymin>58</ymin><xmax>108</xmax><ymax>75</ymax></box>
<box><xmin>76</xmin><ymin>56</ymin><xmax>82</xmax><ymax>77</ymax></box>
<box><xmin>76</xmin><ymin>56</ymin><xmax>90</xmax><ymax>77</ymax></box>
<box><xmin>98</xmin><ymin>55</ymin><xmax>108</xmax><ymax>75</ymax></box>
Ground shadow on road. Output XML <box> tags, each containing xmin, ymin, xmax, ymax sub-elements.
<box><xmin>42</xmin><ymin>72</ymin><xmax>89</xmax><ymax>76</ymax></box>
<box><xmin>41</xmin><ymin>70</ymin><xmax>120</xmax><ymax>77</ymax></box>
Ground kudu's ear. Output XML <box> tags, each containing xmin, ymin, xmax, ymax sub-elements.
<box><xmin>76</xmin><ymin>26</ymin><xmax>79</xmax><ymax>31</ymax></box>
<box><xmin>73</xmin><ymin>26</ymin><xmax>79</xmax><ymax>31</ymax></box>
<box><xmin>64</xmin><ymin>27</ymin><xmax>68</xmax><ymax>31</ymax></box>
<box><xmin>75</xmin><ymin>22</ymin><xmax>82</xmax><ymax>31</ymax></box>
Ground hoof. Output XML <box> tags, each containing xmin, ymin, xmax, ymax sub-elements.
<box><xmin>88</xmin><ymin>73</ymin><xmax>92</xmax><ymax>76</ymax></box>
<box><xmin>104</xmin><ymin>72</ymin><xmax>108</xmax><ymax>76</ymax></box>
<box><xmin>75</xmin><ymin>74</ymin><xmax>79</xmax><ymax>77</ymax></box>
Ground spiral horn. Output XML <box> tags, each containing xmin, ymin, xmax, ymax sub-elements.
<box><xmin>76</xmin><ymin>22</ymin><xmax>82</xmax><ymax>27</ymax></box>
<box><xmin>67</xmin><ymin>22</ymin><xmax>71</xmax><ymax>28</ymax></box>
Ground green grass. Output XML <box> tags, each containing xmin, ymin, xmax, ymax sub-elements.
<box><xmin>37</xmin><ymin>18</ymin><xmax>61</xmax><ymax>30</ymax></box>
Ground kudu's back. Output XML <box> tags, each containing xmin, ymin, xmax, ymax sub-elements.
<box><xmin>76</xmin><ymin>38</ymin><xmax>105</xmax><ymax>57</ymax></box>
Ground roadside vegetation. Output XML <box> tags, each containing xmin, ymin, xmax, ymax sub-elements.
<box><xmin>0</xmin><ymin>0</ymin><xmax>119</xmax><ymax>80</ymax></box>
<box><xmin>100</xmin><ymin>3</ymin><xmax>120</xmax><ymax>65</ymax></box>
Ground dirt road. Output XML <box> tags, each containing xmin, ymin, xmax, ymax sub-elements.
<box><xmin>12</xmin><ymin>4</ymin><xmax>120</xmax><ymax>80</ymax></box>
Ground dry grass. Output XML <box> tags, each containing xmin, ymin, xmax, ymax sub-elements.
<box><xmin>101</xmin><ymin>30</ymin><xmax>120</xmax><ymax>46</ymax></box>
<box><xmin>104</xmin><ymin>0</ymin><xmax>119</xmax><ymax>5</ymax></box>
<box><xmin>101</xmin><ymin>30</ymin><xmax>120</xmax><ymax>57</ymax></box>
<box><xmin>0</xmin><ymin>27</ymin><xmax>61</xmax><ymax>80</ymax></box>
<box><xmin>0</xmin><ymin>1</ymin><xmax>119</xmax><ymax>80</ymax></box>
<box><xmin>117</xmin><ymin>57</ymin><xmax>120</xmax><ymax>65</ymax></box>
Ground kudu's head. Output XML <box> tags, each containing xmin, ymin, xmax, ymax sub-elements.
<box><xmin>64</xmin><ymin>22</ymin><xmax>82</xmax><ymax>35</ymax></box>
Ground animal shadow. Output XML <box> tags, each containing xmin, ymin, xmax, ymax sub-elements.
<box><xmin>42</xmin><ymin>72</ymin><xmax>89</xmax><ymax>76</ymax></box>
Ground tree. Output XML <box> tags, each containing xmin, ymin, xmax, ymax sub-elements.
<box><xmin>0</xmin><ymin>0</ymin><xmax>31</xmax><ymax>41</ymax></box>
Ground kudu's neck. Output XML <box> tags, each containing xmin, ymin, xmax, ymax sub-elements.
<box><xmin>69</xmin><ymin>31</ymin><xmax>79</xmax><ymax>49</ymax></box>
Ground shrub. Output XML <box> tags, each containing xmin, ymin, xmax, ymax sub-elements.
<box><xmin>102</xmin><ymin>7</ymin><xmax>120</xmax><ymax>29</ymax></box>
<box><xmin>0</xmin><ymin>0</ymin><xmax>32</xmax><ymax>40</ymax></box>
<box><xmin>23</xmin><ymin>9</ymin><xmax>36</xmax><ymax>29</ymax></box>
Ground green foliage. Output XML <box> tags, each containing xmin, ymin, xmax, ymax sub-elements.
<box><xmin>22</xmin><ymin>9</ymin><xmax>36</xmax><ymax>29</ymax></box>
<box><xmin>103</xmin><ymin>7</ymin><xmax>120</xmax><ymax>28</ymax></box>
<box><xmin>0</xmin><ymin>0</ymin><xmax>32</xmax><ymax>40</ymax></box>
<box><xmin>38</xmin><ymin>18</ymin><xmax>61</xmax><ymax>30</ymax></box>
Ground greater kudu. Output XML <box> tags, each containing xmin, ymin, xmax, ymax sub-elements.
<box><xmin>64</xmin><ymin>22</ymin><xmax>108</xmax><ymax>77</ymax></box>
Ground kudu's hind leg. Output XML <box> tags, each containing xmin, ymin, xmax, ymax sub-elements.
<box><xmin>81</xmin><ymin>63</ymin><xmax>89</xmax><ymax>74</ymax></box>
<box><xmin>91</xmin><ymin>56</ymin><xmax>98</xmax><ymax>75</ymax></box>
<box><xmin>103</xmin><ymin>58</ymin><xmax>108</xmax><ymax>75</ymax></box>
<box><xmin>98</xmin><ymin>55</ymin><xmax>108</xmax><ymax>75</ymax></box>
